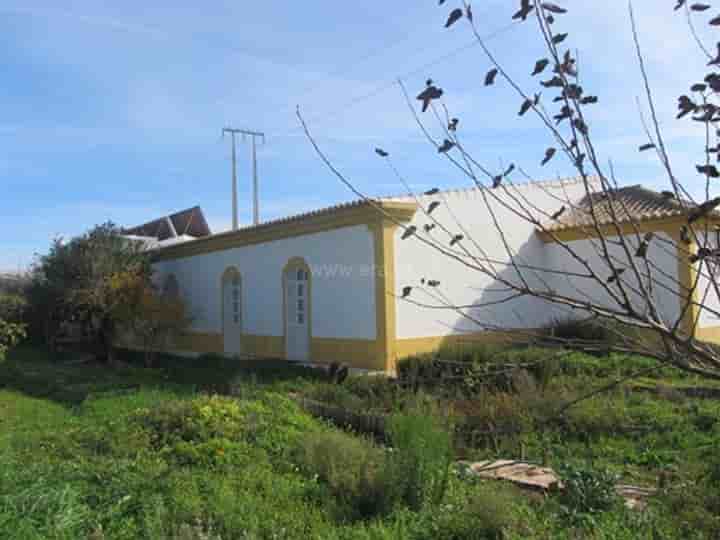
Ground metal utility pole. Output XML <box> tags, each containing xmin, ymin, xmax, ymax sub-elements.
<box><xmin>222</xmin><ymin>127</ymin><xmax>265</xmax><ymax>229</ymax></box>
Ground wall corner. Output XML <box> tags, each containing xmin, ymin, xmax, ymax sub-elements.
<box><xmin>369</xmin><ymin>220</ymin><xmax>397</xmax><ymax>372</ymax></box>
<box><xmin>671</xmin><ymin>229</ymin><xmax>699</xmax><ymax>339</ymax></box>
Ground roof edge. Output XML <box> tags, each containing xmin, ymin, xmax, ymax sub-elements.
<box><xmin>150</xmin><ymin>198</ymin><xmax>418</xmax><ymax>260</ymax></box>
<box><xmin>380</xmin><ymin>175</ymin><xmax>598</xmax><ymax>202</ymax></box>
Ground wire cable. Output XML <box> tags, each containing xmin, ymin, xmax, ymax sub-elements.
<box><xmin>265</xmin><ymin>21</ymin><xmax>520</xmax><ymax>139</ymax></box>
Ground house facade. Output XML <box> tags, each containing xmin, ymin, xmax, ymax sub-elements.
<box><xmin>138</xmin><ymin>177</ymin><xmax>720</xmax><ymax>372</ymax></box>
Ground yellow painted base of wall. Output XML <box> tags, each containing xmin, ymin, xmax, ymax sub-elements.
<box><xmin>391</xmin><ymin>331</ymin><xmax>525</xmax><ymax>371</ymax></box>
<box><xmin>311</xmin><ymin>338</ymin><xmax>382</xmax><ymax>370</ymax></box>
<box><xmin>122</xmin><ymin>330</ymin><xmax>539</xmax><ymax>372</ymax></box>
<box><xmin>121</xmin><ymin>331</ymin><xmax>382</xmax><ymax>369</ymax></box>
<box><xmin>241</xmin><ymin>334</ymin><xmax>284</xmax><ymax>358</ymax></box>
<box><xmin>116</xmin><ymin>331</ymin><xmax>224</xmax><ymax>357</ymax></box>
<box><xmin>174</xmin><ymin>332</ymin><xmax>224</xmax><ymax>354</ymax></box>
<box><xmin>696</xmin><ymin>325</ymin><xmax>720</xmax><ymax>344</ymax></box>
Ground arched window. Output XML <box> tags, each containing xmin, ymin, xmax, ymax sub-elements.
<box><xmin>283</xmin><ymin>258</ymin><xmax>311</xmax><ymax>361</ymax></box>
<box><xmin>221</xmin><ymin>267</ymin><xmax>243</xmax><ymax>355</ymax></box>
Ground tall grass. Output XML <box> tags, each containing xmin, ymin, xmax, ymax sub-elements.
<box><xmin>384</xmin><ymin>401</ymin><xmax>454</xmax><ymax>511</ymax></box>
<box><xmin>2</xmin><ymin>345</ymin><xmax>718</xmax><ymax>538</ymax></box>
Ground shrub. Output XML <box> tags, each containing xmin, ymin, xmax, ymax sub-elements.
<box><xmin>140</xmin><ymin>495</ymin><xmax>223</xmax><ymax>540</ymax></box>
<box><xmin>434</xmin><ymin>483</ymin><xmax>517</xmax><ymax>540</ymax></box>
<box><xmin>455</xmin><ymin>391</ymin><xmax>530</xmax><ymax>437</ymax></box>
<box><xmin>191</xmin><ymin>465</ymin><xmax>334</xmax><ymax>538</ymax></box>
<box><xmin>343</xmin><ymin>375</ymin><xmax>399</xmax><ymax>409</ymax></box>
<box><xmin>541</xmin><ymin>316</ymin><xmax>658</xmax><ymax>360</ymax></box>
<box><xmin>0</xmin><ymin>294</ymin><xmax>26</xmax><ymax>323</ymax></box>
<box><xmin>0</xmin><ymin>319</ymin><xmax>26</xmax><ymax>363</ymax></box>
<box><xmin>563</xmin><ymin>394</ymin><xmax>630</xmax><ymax>439</ymax></box>
<box><xmin>655</xmin><ymin>384</ymin><xmax>685</xmax><ymax>404</ymax></box>
<box><xmin>661</xmin><ymin>482</ymin><xmax>720</xmax><ymax>538</ymax></box>
<box><xmin>295</xmin><ymin>430</ymin><xmax>386</xmax><ymax>519</ymax></box>
<box><xmin>132</xmin><ymin>393</ymin><xmax>321</xmax><ymax>465</ymax></box>
<box><xmin>173</xmin><ymin>521</ymin><xmax>223</xmax><ymax>540</ymax></box>
<box><xmin>542</xmin><ymin>316</ymin><xmax>611</xmax><ymax>345</ymax></box>
<box><xmin>305</xmin><ymin>383</ymin><xmax>365</xmax><ymax>411</ymax></box>
<box><xmin>692</xmin><ymin>410</ymin><xmax>718</xmax><ymax>433</ymax></box>
<box><xmin>384</xmin><ymin>401</ymin><xmax>454</xmax><ymax>511</ymax></box>
<box><xmin>700</xmin><ymin>441</ymin><xmax>720</xmax><ymax>489</ymax></box>
<box><xmin>557</xmin><ymin>464</ymin><xmax>621</xmax><ymax>524</ymax></box>
<box><xmin>396</xmin><ymin>345</ymin><xmax>572</xmax><ymax>397</ymax></box>
<box><xmin>454</xmin><ymin>375</ymin><xmax>571</xmax><ymax>450</ymax></box>
<box><xmin>396</xmin><ymin>343</ymin><xmax>504</xmax><ymax>376</ymax></box>
<box><xmin>124</xmin><ymin>352</ymin><xmax>326</xmax><ymax>392</ymax></box>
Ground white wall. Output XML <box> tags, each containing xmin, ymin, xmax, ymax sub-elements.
<box><xmin>153</xmin><ymin>224</ymin><xmax>377</xmax><ymax>340</ymax></box>
<box><xmin>695</xmin><ymin>232</ymin><xmax>720</xmax><ymax>328</ymax></box>
<box><xmin>393</xmin><ymin>179</ymin><xmax>593</xmax><ymax>339</ymax></box>
<box><xmin>544</xmin><ymin>232</ymin><xmax>681</xmax><ymax>327</ymax></box>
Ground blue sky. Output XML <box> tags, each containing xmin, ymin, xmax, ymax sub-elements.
<box><xmin>1</xmin><ymin>0</ymin><xmax>715</xmax><ymax>271</ymax></box>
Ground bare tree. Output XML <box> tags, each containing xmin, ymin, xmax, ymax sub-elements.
<box><xmin>299</xmin><ymin>1</ymin><xmax>720</xmax><ymax>380</ymax></box>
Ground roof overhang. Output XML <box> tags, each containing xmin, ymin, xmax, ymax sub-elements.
<box><xmin>537</xmin><ymin>215</ymin><xmax>720</xmax><ymax>243</ymax></box>
<box><xmin>151</xmin><ymin>199</ymin><xmax>418</xmax><ymax>262</ymax></box>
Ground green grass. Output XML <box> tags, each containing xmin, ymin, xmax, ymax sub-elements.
<box><xmin>1</xmin><ymin>344</ymin><xmax>719</xmax><ymax>538</ymax></box>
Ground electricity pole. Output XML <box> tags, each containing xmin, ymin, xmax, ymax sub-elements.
<box><xmin>222</xmin><ymin>127</ymin><xmax>265</xmax><ymax>229</ymax></box>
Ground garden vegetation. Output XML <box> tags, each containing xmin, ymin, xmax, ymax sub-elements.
<box><xmin>1</xmin><ymin>342</ymin><xmax>719</xmax><ymax>539</ymax></box>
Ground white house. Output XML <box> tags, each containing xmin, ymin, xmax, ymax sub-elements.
<box><xmin>132</xmin><ymin>177</ymin><xmax>720</xmax><ymax>372</ymax></box>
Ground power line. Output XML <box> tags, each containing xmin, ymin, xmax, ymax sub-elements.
<box><xmin>265</xmin><ymin>21</ymin><xmax>520</xmax><ymax>139</ymax></box>
<box><xmin>260</xmin><ymin>0</ymin><xmax>508</xmax><ymax>119</ymax></box>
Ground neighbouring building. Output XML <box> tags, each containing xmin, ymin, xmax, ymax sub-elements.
<box><xmin>122</xmin><ymin>177</ymin><xmax>720</xmax><ymax>372</ymax></box>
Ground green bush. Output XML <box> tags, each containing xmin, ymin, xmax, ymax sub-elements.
<box><xmin>564</xmin><ymin>393</ymin><xmax>630</xmax><ymax>439</ymax></box>
<box><xmin>0</xmin><ymin>319</ymin><xmax>26</xmax><ymax>363</ymax></box>
<box><xmin>132</xmin><ymin>393</ymin><xmax>321</xmax><ymax>466</ymax></box>
<box><xmin>384</xmin><ymin>402</ymin><xmax>453</xmax><ymax>511</ymax></box>
<box><xmin>396</xmin><ymin>345</ymin><xmax>573</xmax><ymax>396</ymax></box>
<box><xmin>557</xmin><ymin>464</ymin><xmax>621</xmax><ymax>524</ymax></box>
<box><xmin>343</xmin><ymin>375</ymin><xmax>399</xmax><ymax>408</ymax></box>
<box><xmin>295</xmin><ymin>430</ymin><xmax>386</xmax><ymax>519</ymax></box>
<box><xmin>541</xmin><ymin>316</ymin><xmax>660</xmax><ymax>360</ymax></box>
<box><xmin>0</xmin><ymin>294</ymin><xmax>26</xmax><ymax>323</ymax></box>
<box><xmin>661</xmin><ymin>482</ymin><xmax>720</xmax><ymax>538</ymax></box>
<box><xmin>692</xmin><ymin>410</ymin><xmax>717</xmax><ymax>433</ymax></box>
<box><xmin>542</xmin><ymin>316</ymin><xmax>612</xmax><ymax>344</ymax></box>
<box><xmin>116</xmin><ymin>351</ymin><xmax>327</xmax><ymax>392</ymax></box>
<box><xmin>430</xmin><ymin>483</ymin><xmax>518</xmax><ymax>540</ymax></box>
<box><xmin>306</xmin><ymin>383</ymin><xmax>365</xmax><ymax>411</ymax></box>
<box><xmin>700</xmin><ymin>441</ymin><xmax>720</xmax><ymax>491</ymax></box>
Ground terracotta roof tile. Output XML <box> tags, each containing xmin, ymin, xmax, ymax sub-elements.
<box><xmin>229</xmin><ymin>199</ymin><xmax>381</xmax><ymax>232</ymax></box>
<box><xmin>543</xmin><ymin>185</ymin><xmax>696</xmax><ymax>231</ymax></box>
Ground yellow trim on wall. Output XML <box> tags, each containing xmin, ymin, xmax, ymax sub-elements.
<box><xmin>696</xmin><ymin>325</ymin><xmax>720</xmax><ymax>344</ymax></box>
<box><xmin>537</xmin><ymin>216</ymin><xmax>696</xmax><ymax>243</ymax></box>
<box><xmin>241</xmin><ymin>334</ymin><xmax>284</xmax><ymax>358</ymax></box>
<box><xmin>282</xmin><ymin>256</ymin><xmax>312</xmax><ymax>361</ymax></box>
<box><xmin>148</xmin><ymin>201</ymin><xmax>418</xmax><ymax>371</ymax></box>
<box><xmin>172</xmin><ymin>331</ymin><xmax>224</xmax><ymax>354</ymax></box>
<box><xmin>539</xmin><ymin>216</ymin><xmax>720</xmax><ymax>244</ymax></box>
<box><xmin>123</xmin><ymin>331</ymin><xmax>380</xmax><ymax>370</ymax></box>
<box><xmin>539</xmin><ymin>215</ymin><xmax>711</xmax><ymax>340</ymax></box>
<box><xmin>369</xmin><ymin>220</ymin><xmax>400</xmax><ymax>372</ymax></box>
<box><xmin>152</xmin><ymin>201</ymin><xmax>418</xmax><ymax>262</ymax></box>
<box><xmin>310</xmin><ymin>338</ymin><xmax>381</xmax><ymax>370</ymax></box>
<box><xmin>394</xmin><ymin>331</ymin><xmax>525</xmax><ymax>360</ymax></box>
<box><xmin>669</xmin><ymin>230</ymin><xmax>699</xmax><ymax>339</ymax></box>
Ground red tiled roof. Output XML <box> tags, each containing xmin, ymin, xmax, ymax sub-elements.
<box><xmin>543</xmin><ymin>185</ymin><xmax>696</xmax><ymax>231</ymax></box>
